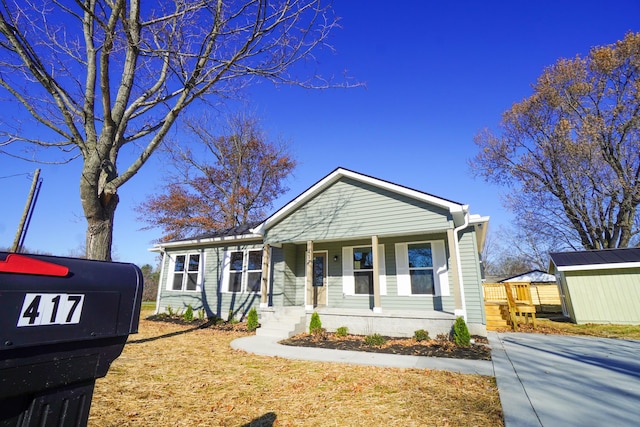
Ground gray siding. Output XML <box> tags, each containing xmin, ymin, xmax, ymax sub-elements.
<box><xmin>458</xmin><ymin>228</ymin><xmax>485</xmax><ymax>324</ymax></box>
<box><xmin>265</xmin><ymin>178</ymin><xmax>452</xmax><ymax>243</ymax></box>
<box><xmin>157</xmin><ymin>241</ymin><xmax>263</xmax><ymax>320</ymax></box>
<box><xmin>283</xmin><ymin>244</ymin><xmax>304</xmax><ymax>306</ymax></box>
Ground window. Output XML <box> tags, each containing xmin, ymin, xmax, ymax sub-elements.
<box><xmin>223</xmin><ymin>249</ymin><xmax>263</xmax><ymax>293</ymax></box>
<box><xmin>353</xmin><ymin>246</ymin><xmax>374</xmax><ymax>294</ymax></box>
<box><xmin>408</xmin><ymin>243</ymin><xmax>434</xmax><ymax>294</ymax></box>
<box><xmin>396</xmin><ymin>241</ymin><xmax>449</xmax><ymax>296</ymax></box>
<box><xmin>341</xmin><ymin>245</ymin><xmax>387</xmax><ymax>296</ymax></box>
<box><xmin>170</xmin><ymin>253</ymin><xmax>202</xmax><ymax>291</ymax></box>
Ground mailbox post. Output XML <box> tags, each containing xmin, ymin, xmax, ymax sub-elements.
<box><xmin>0</xmin><ymin>252</ymin><xmax>143</xmax><ymax>426</ymax></box>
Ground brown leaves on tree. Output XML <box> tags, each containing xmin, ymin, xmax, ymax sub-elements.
<box><xmin>472</xmin><ymin>32</ymin><xmax>640</xmax><ymax>250</ymax></box>
<box><xmin>138</xmin><ymin>115</ymin><xmax>296</xmax><ymax>242</ymax></box>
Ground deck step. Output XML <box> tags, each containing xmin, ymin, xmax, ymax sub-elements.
<box><xmin>485</xmin><ymin>302</ymin><xmax>513</xmax><ymax>331</ymax></box>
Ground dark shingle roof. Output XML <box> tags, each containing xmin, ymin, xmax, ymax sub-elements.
<box><xmin>173</xmin><ymin>221</ymin><xmax>263</xmax><ymax>242</ymax></box>
<box><xmin>549</xmin><ymin>248</ymin><xmax>640</xmax><ymax>268</ymax></box>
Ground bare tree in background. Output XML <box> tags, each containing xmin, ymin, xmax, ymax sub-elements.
<box><xmin>138</xmin><ymin>113</ymin><xmax>296</xmax><ymax>241</ymax></box>
<box><xmin>0</xmin><ymin>0</ymin><xmax>351</xmax><ymax>260</ymax></box>
<box><xmin>472</xmin><ymin>33</ymin><xmax>640</xmax><ymax>250</ymax></box>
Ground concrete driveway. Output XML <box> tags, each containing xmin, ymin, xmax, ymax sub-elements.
<box><xmin>489</xmin><ymin>332</ymin><xmax>640</xmax><ymax>427</ymax></box>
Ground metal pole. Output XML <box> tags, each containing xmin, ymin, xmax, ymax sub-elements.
<box><xmin>18</xmin><ymin>176</ymin><xmax>43</xmax><ymax>253</ymax></box>
<box><xmin>11</xmin><ymin>169</ymin><xmax>41</xmax><ymax>253</ymax></box>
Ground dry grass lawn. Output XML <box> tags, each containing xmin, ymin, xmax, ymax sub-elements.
<box><xmin>89</xmin><ymin>311</ymin><xmax>503</xmax><ymax>426</ymax></box>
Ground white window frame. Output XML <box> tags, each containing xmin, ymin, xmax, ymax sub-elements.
<box><xmin>395</xmin><ymin>240</ymin><xmax>449</xmax><ymax>297</ymax></box>
<box><xmin>221</xmin><ymin>248</ymin><xmax>263</xmax><ymax>294</ymax></box>
<box><xmin>166</xmin><ymin>252</ymin><xmax>204</xmax><ymax>292</ymax></box>
<box><xmin>342</xmin><ymin>245</ymin><xmax>387</xmax><ymax>296</ymax></box>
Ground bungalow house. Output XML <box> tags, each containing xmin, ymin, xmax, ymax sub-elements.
<box><xmin>549</xmin><ymin>248</ymin><xmax>640</xmax><ymax>324</ymax></box>
<box><xmin>151</xmin><ymin>168</ymin><xmax>490</xmax><ymax>337</ymax></box>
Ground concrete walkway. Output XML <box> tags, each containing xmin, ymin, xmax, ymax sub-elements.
<box><xmin>489</xmin><ymin>332</ymin><xmax>640</xmax><ymax>427</ymax></box>
<box><xmin>231</xmin><ymin>332</ymin><xmax>640</xmax><ymax>426</ymax></box>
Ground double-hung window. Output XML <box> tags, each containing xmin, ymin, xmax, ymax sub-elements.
<box><xmin>396</xmin><ymin>240</ymin><xmax>449</xmax><ymax>296</ymax></box>
<box><xmin>353</xmin><ymin>246</ymin><xmax>374</xmax><ymax>295</ymax></box>
<box><xmin>170</xmin><ymin>253</ymin><xmax>202</xmax><ymax>291</ymax></box>
<box><xmin>224</xmin><ymin>249</ymin><xmax>263</xmax><ymax>293</ymax></box>
<box><xmin>407</xmin><ymin>243</ymin><xmax>435</xmax><ymax>294</ymax></box>
<box><xmin>341</xmin><ymin>245</ymin><xmax>387</xmax><ymax>296</ymax></box>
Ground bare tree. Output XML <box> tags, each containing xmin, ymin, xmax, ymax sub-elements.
<box><xmin>0</xmin><ymin>0</ymin><xmax>351</xmax><ymax>260</ymax></box>
<box><xmin>472</xmin><ymin>32</ymin><xmax>640</xmax><ymax>250</ymax></box>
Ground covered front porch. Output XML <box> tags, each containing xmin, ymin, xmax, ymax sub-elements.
<box><xmin>258</xmin><ymin>231</ymin><xmax>467</xmax><ymax>314</ymax></box>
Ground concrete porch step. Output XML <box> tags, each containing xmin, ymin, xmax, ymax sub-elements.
<box><xmin>256</xmin><ymin>307</ymin><xmax>307</xmax><ymax>339</ymax></box>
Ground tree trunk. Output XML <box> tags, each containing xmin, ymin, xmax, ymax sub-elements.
<box><xmin>80</xmin><ymin>154</ymin><xmax>119</xmax><ymax>261</ymax></box>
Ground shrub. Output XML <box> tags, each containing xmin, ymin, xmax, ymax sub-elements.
<box><xmin>413</xmin><ymin>329</ymin><xmax>430</xmax><ymax>342</ymax></box>
<box><xmin>183</xmin><ymin>305</ymin><xmax>194</xmax><ymax>322</ymax></box>
<box><xmin>198</xmin><ymin>308</ymin><xmax>206</xmax><ymax>321</ymax></box>
<box><xmin>247</xmin><ymin>307</ymin><xmax>259</xmax><ymax>332</ymax></box>
<box><xmin>309</xmin><ymin>312</ymin><xmax>323</xmax><ymax>335</ymax></box>
<box><xmin>453</xmin><ymin>316</ymin><xmax>471</xmax><ymax>347</ymax></box>
<box><xmin>335</xmin><ymin>326</ymin><xmax>348</xmax><ymax>337</ymax></box>
<box><xmin>166</xmin><ymin>305</ymin><xmax>175</xmax><ymax>316</ymax></box>
<box><xmin>364</xmin><ymin>333</ymin><xmax>386</xmax><ymax>347</ymax></box>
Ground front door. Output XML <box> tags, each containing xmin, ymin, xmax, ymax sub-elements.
<box><xmin>312</xmin><ymin>252</ymin><xmax>327</xmax><ymax>307</ymax></box>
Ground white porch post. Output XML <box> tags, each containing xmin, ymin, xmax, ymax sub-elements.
<box><xmin>372</xmin><ymin>235</ymin><xmax>382</xmax><ymax>313</ymax></box>
<box><xmin>260</xmin><ymin>244</ymin><xmax>270</xmax><ymax>308</ymax></box>
<box><xmin>305</xmin><ymin>240</ymin><xmax>314</xmax><ymax>310</ymax></box>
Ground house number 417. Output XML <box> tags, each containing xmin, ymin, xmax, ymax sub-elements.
<box><xmin>17</xmin><ymin>293</ymin><xmax>85</xmax><ymax>327</ymax></box>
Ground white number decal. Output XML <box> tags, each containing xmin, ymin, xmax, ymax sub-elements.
<box><xmin>17</xmin><ymin>293</ymin><xmax>85</xmax><ymax>327</ymax></box>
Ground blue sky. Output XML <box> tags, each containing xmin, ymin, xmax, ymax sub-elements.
<box><xmin>1</xmin><ymin>1</ymin><xmax>639</xmax><ymax>267</ymax></box>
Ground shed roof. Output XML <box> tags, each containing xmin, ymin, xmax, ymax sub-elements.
<box><xmin>499</xmin><ymin>270</ymin><xmax>556</xmax><ymax>283</ymax></box>
<box><xmin>549</xmin><ymin>248</ymin><xmax>640</xmax><ymax>272</ymax></box>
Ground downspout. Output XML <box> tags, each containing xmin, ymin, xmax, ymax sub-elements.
<box><xmin>453</xmin><ymin>208</ymin><xmax>469</xmax><ymax>321</ymax></box>
<box><xmin>154</xmin><ymin>249</ymin><xmax>167</xmax><ymax>315</ymax></box>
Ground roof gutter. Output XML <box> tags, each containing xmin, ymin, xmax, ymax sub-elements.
<box><xmin>453</xmin><ymin>206</ymin><xmax>469</xmax><ymax>321</ymax></box>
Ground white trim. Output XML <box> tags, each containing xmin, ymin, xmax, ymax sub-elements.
<box><xmin>342</xmin><ymin>246</ymin><xmax>354</xmax><ymax>295</ymax></box>
<box><xmin>308</xmin><ymin>250</ymin><xmax>329</xmax><ymax>307</ymax></box>
<box><xmin>377</xmin><ymin>245</ymin><xmax>387</xmax><ymax>296</ymax></box>
<box><xmin>454</xmin><ymin>211</ymin><xmax>469</xmax><ymax>321</ymax></box>
<box><xmin>432</xmin><ymin>240</ymin><xmax>450</xmax><ymax>297</ymax></box>
<box><xmin>154</xmin><ymin>251</ymin><xmax>167</xmax><ymax>314</ymax></box>
<box><xmin>253</xmin><ymin>168</ymin><xmax>470</xmax><ymax>234</ymax></box>
<box><xmin>555</xmin><ymin>262</ymin><xmax>640</xmax><ymax>272</ymax></box>
<box><xmin>395</xmin><ymin>243</ymin><xmax>410</xmax><ymax>296</ymax></box>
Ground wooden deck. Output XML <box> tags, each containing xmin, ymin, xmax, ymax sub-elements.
<box><xmin>483</xmin><ymin>283</ymin><xmax>539</xmax><ymax>331</ymax></box>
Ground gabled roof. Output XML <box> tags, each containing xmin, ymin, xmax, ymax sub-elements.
<box><xmin>499</xmin><ymin>270</ymin><xmax>556</xmax><ymax>283</ymax></box>
<box><xmin>549</xmin><ymin>248</ymin><xmax>640</xmax><ymax>272</ymax></box>
<box><xmin>150</xmin><ymin>168</ymin><xmax>490</xmax><ymax>251</ymax></box>
<box><xmin>253</xmin><ymin>167</ymin><xmax>475</xmax><ymax>234</ymax></box>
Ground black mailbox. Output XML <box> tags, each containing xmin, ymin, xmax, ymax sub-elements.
<box><xmin>0</xmin><ymin>252</ymin><xmax>143</xmax><ymax>426</ymax></box>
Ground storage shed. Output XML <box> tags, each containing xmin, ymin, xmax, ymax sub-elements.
<box><xmin>549</xmin><ymin>248</ymin><xmax>640</xmax><ymax>325</ymax></box>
